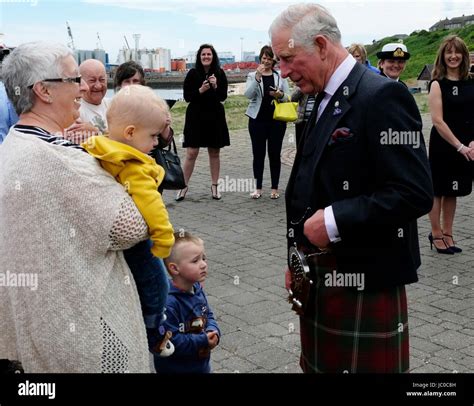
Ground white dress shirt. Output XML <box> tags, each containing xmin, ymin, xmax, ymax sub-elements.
<box><xmin>316</xmin><ymin>54</ymin><xmax>357</xmax><ymax>243</ymax></box>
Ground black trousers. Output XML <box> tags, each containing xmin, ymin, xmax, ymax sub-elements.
<box><xmin>248</xmin><ymin>118</ymin><xmax>286</xmax><ymax>189</ymax></box>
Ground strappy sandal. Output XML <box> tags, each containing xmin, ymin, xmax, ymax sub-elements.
<box><xmin>443</xmin><ymin>233</ymin><xmax>462</xmax><ymax>253</ymax></box>
<box><xmin>250</xmin><ymin>191</ymin><xmax>262</xmax><ymax>199</ymax></box>
<box><xmin>428</xmin><ymin>232</ymin><xmax>453</xmax><ymax>254</ymax></box>
<box><xmin>270</xmin><ymin>192</ymin><xmax>280</xmax><ymax>199</ymax></box>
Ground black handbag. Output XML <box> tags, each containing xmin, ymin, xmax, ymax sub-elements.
<box><xmin>152</xmin><ymin>138</ymin><xmax>186</xmax><ymax>190</ymax></box>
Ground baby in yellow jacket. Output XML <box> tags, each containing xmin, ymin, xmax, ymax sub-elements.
<box><xmin>83</xmin><ymin>85</ymin><xmax>176</xmax><ymax>356</ymax></box>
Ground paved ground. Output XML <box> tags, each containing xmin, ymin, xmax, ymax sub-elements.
<box><xmin>162</xmin><ymin>114</ymin><xmax>474</xmax><ymax>373</ymax></box>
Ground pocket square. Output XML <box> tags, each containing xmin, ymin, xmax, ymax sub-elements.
<box><xmin>328</xmin><ymin>127</ymin><xmax>353</xmax><ymax>146</ymax></box>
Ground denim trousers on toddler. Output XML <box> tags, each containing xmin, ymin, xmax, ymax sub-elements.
<box><xmin>124</xmin><ymin>239</ymin><xmax>169</xmax><ymax>347</ymax></box>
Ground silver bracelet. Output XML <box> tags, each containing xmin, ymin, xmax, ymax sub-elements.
<box><xmin>456</xmin><ymin>144</ymin><xmax>464</xmax><ymax>152</ymax></box>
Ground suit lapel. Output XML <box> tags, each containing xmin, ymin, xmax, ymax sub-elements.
<box><xmin>302</xmin><ymin>94</ymin><xmax>350</xmax><ymax>158</ymax></box>
<box><xmin>302</xmin><ymin>63</ymin><xmax>366</xmax><ymax>171</ymax></box>
<box><xmin>286</xmin><ymin>63</ymin><xmax>367</xmax><ymax>206</ymax></box>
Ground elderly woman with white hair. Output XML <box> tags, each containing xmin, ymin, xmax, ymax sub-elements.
<box><xmin>0</xmin><ymin>42</ymin><xmax>152</xmax><ymax>372</ymax></box>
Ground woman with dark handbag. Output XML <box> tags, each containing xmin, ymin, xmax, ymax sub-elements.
<box><xmin>178</xmin><ymin>44</ymin><xmax>230</xmax><ymax>201</ymax></box>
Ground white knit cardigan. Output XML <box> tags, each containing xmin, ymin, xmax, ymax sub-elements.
<box><xmin>0</xmin><ymin>129</ymin><xmax>152</xmax><ymax>373</ymax></box>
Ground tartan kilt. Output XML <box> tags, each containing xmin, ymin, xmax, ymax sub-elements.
<box><xmin>299</xmin><ymin>256</ymin><xmax>409</xmax><ymax>373</ymax></box>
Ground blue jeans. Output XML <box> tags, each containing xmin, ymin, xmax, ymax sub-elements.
<box><xmin>124</xmin><ymin>239</ymin><xmax>169</xmax><ymax>330</ymax></box>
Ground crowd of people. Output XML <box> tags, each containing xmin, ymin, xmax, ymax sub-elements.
<box><xmin>0</xmin><ymin>2</ymin><xmax>473</xmax><ymax>374</ymax></box>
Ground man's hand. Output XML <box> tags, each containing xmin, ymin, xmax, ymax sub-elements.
<box><xmin>207</xmin><ymin>331</ymin><xmax>219</xmax><ymax>350</ymax></box>
<box><xmin>303</xmin><ymin>209</ymin><xmax>330</xmax><ymax>249</ymax></box>
<box><xmin>64</xmin><ymin>120</ymin><xmax>99</xmax><ymax>143</ymax></box>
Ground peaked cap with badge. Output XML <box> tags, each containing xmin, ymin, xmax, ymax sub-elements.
<box><xmin>376</xmin><ymin>43</ymin><xmax>410</xmax><ymax>60</ymax></box>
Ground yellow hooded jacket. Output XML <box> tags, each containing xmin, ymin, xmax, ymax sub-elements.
<box><xmin>83</xmin><ymin>136</ymin><xmax>174</xmax><ymax>258</ymax></box>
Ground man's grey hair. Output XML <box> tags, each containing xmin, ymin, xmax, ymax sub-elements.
<box><xmin>269</xmin><ymin>3</ymin><xmax>341</xmax><ymax>49</ymax></box>
<box><xmin>0</xmin><ymin>42</ymin><xmax>73</xmax><ymax>114</ymax></box>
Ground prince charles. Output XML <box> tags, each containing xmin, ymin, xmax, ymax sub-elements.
<box><xmin>271</xmin><ymin>4</ymin><xmax>434</xmax><ymax>373</ymax></box>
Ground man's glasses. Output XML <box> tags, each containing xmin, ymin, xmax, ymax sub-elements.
<box><xmin>28</xmin><ymin>76</ymin><xmax>82</xmax><ymax>88</ymax></box>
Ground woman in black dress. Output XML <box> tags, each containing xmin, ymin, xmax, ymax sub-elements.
<box><xmin>428</xmin><ymin>35</ymin><xmax>474</xmax><ymax>253</ymax></box>
<box><xmin>177</xmin><ymin>44</ymin><xmax>229</xmax><ymax>201</ymax></box>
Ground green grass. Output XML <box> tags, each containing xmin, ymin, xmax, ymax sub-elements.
<box><xmin>171</xmin><ymin>94</ymin><xmax>430</xmax><ymax>135</ymax></box>
<box><xmin>170</xmin><ymin>95</ymin><xmax>249</xmax><ymax>135</ymax></box>
<box><xmin>366</xmin><ymin>25</ymin><xmax>474</xmax><ymax>83</ymax></box>
<box><xmin>168</xmin><ymin>100</ymin><xmax>187</xmax><ymax>135</ymax></box>
<box><xmin>223</xmin><ymin>95</ymin><xmax>250</xmax><ymax>131</ymax></box>
<box><xmin>413</xmin><ymin>92</ymin><xmax>429</xmax><ymax>114</ymax></box>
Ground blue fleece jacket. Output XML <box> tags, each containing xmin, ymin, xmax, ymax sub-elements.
<box><xmin>154</xmin><ymin>281</ymin><xmax>220</xmax><ymax>373</ymax></box>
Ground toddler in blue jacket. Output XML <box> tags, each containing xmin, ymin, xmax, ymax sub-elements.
<box><xmin>154</xmin><ymin>231</ymin><xmax>220</xmax><ymax>373</ymax></box>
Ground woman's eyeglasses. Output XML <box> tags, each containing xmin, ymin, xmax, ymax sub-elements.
<box><xmin>28</xmin><ymin>76</ymin><xmax>82</xmax><ymax>88</ymax></box>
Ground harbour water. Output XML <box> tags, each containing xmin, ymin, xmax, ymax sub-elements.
<box><xmin>106</xmin><ymin>82</ymin><xmax>245</xmax><ymax>101</ymax></box>
<box><xmin>106</xmin><ymin>88</ymin><xmax>183</xmax><ymax>100</ymax></box>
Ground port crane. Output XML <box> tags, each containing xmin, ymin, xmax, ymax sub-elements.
<box><xmin>66</xmin><ymin>21</ymin><xmax>75</xmax><ymax>50</ymax></box>
<box><xmin>123</xmin><ymin>35</ymin><xmax>130</xmax><ymax>50</ymax></box>
<box><xmin>96</xmin><ymin>32</ymin><xmax>104</xmax><ymax>50</ymax></box>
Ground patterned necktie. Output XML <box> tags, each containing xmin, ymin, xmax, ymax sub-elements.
<box><xmin>301</xmin><ymin>91</ymin><xmax>326</xmax><ymax>144</ymax></box>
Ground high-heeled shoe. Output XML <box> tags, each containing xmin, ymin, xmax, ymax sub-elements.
<box><xmin>175</xmin><ymin>186</ymin><xmax>188</xmax><ymax>202</ymax></box>
<box><xmin>428</xmin><ymin>233</ymin><xmax>454</xmax><ymax>255</ymax></box>
<box><xmin>443</xmin><ymin>234</ymin><xmax>462</xmax><ymax>253</ymax></box>
<box><xmin>211</xmin><ymin>184</ymin><xmax>221</xmax><ymax>200</ymax></box>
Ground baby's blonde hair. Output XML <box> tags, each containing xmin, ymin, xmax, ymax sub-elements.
<box><xmin>106</xmin><ymin>84</ymin><xmax>169</xmax><ymax>131</ymax></box>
